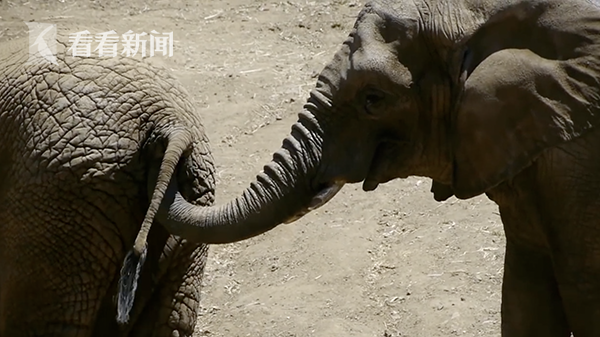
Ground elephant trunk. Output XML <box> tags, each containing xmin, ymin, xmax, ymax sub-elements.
<box><xmin>156</xmin><ymin>95</ymin><xmax>343</xmax><ymax>244</ymax></box>
<box><xmin>117</xmin><ymin>89</ymin><xmax>341</xmax><ymax>325</ymax></box>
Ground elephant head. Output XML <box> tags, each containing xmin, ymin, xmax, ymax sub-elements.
<box><xmin>153</xmin><ymin>0</ymin><xmax>600</xmax><ymax>243</ymax></box>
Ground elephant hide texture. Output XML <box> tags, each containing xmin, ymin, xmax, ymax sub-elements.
<box><xmin>0</xmin><ymin>30</ymin><xmax>216</xmax><ymax>337</ymax></box>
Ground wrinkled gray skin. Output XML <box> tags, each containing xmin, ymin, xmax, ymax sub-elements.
<box><xmin>152</xmin><ymin>0</ymin><xmax>600</xmax><ymax>336</ymax></box>
<box><xmin>0</xmin><ymin>36</ymin><xmax>232</xmax><ymax>336</ymax></box>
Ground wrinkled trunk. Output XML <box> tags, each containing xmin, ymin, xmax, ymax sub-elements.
<box><xmin>156</xmin><ymin>92</ymin><xmax>343</xmax><ymax>244</ymax></box>
<box><xmin>153</xmin><ymin>32</ymin><xmax>353</xmax><ymax>244</ymax></box>
<box><xmin>117</xmin><ymin>46</ymin><xmax>349</xmax><ymax>325</ymax></box>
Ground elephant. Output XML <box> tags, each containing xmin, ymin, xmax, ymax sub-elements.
<box><xmin>136</xmin><ymin>0</ymin><xmax>600</xmax><ymax>336</ymax></box>
<box><xmin>0</xmin><ymin>32</ymin><xmax>284</xmax><ymax>336</ymax></box>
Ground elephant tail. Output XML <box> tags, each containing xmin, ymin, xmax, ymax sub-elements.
<box><xmin>116</xmin><ymin>128</ymin><xmax>193</xmax><ymax>324</ymax></box>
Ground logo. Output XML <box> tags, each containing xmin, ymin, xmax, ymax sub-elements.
<box><xmin>26</xmin><ymin>22</ymin><xmax>58</xmax><ymax>65</ymax></box>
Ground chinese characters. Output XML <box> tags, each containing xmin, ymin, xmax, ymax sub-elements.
<box><xmin>67</xmin><ymin>30</ymin><xmax>173</xmax><ymax>57</ymax></box>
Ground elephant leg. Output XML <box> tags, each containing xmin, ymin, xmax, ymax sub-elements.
<box><xmin>553</xmin><ymin>252</ymin><xmax>600</xmax><ymax>336</ymax></box>
<box><xmin>500</xmin><ymin>239</ymin><xmax>571</xmax><ymax>337</ymax></box>
<box><xmin>129</xmin><ymin>237</ymin><xmax>209</xmax><ymax>337</ymax></box>
<box><xmin>0</xmin><ymin>220</ymin><xmax>114</xmax><ymax>337</ymax></box>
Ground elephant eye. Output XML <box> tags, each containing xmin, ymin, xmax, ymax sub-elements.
<box><xmin>364</xmin><ymin>89</ymin><xmax>386</xmax><ymax>115</ymax></box>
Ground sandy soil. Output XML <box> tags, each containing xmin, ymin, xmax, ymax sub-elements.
<box><xmin>1</xmin><ymin>1</ymin><xmax>505</xmax><ymax>336</ymax></box>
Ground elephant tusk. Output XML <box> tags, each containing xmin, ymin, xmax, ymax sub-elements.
<box><xmin>282</xmin><ymin>181</ymin><xmax>345</xmax><ymax>224</ymax></box>
<box><xmin>307</xmin><ymin>180</ymin><xmax>345</xmax><ymax>211</ymax></box>
<box><xmin>282</xmin><ymin>211</ymin><xmax>308</xmax><ymax>224</ymax></box>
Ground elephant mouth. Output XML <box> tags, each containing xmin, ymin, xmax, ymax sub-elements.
<box><xmin>362</xmin><ymin>147</ymin><xmax>387</xmax><ymax>192</ymax></box>
<box><xmin>283</xmin><ymin>180</ymin><xmax>345</xmax><ymax>224</ymax></box>
<box><xmin>362</xmin><ymin>140</ymin><xmax>409</xmax><ymax>192</ymax></box>
<box><xmin>363</xmin><ymin>168</ymin><xmax>404</xmax><ymax>191</ymax></box>
<box><xmin>362</xmin><ymin>178</ymin><xmax>380</xmax><ymax>192</ymax></box>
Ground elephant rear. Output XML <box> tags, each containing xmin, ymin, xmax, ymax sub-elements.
<box><xmin>0</xmin><ymin>35</ymin><xmax>216</xmax><ymax>336</ymax></box>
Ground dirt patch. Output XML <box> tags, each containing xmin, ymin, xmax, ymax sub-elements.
<box><xmin>1</xmin><ymin>1</ymin><xmax>504</xmax><ymax>336</ymax></box>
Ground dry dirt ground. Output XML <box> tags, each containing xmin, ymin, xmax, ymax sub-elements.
<box><xmin>1</xmin><ymin>1</ymin><xmax>505</xmax><ymax>336</ymax></box>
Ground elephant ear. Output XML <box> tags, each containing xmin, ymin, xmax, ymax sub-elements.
<box><xmin>451</xmin><ymin>1</ymin><xmax>600</xmax><ymax>199</ymax></box>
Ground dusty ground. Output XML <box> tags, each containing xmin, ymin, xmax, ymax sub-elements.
<box><xmin>1</xmin><ymin>1</ymin><xmax>505</xmax><ymax>336</ymax></box>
